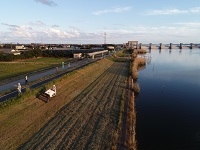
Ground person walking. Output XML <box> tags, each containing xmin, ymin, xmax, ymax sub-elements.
<box><xmin>56</xmin><ymin>67</ymin><xmax>58</xmax><ymax>73</ymax></box>
<box><xmin>62</xmin><ymin>62</ymin><xmax>65</xmax><ymax>69</ymax></box>
<box><xmin>25</xmin><ymin>75</ymin><xmax>28</xmax><ymax>83</ymax></box>
<box><xmin>17</xmin><ymin>83</ymin><xmax>22</xmax><ymax>95</ymax></box>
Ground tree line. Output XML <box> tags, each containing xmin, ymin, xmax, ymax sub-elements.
<box><xmin>0</xmin><ymin>49</ymin><xmax>71</xmax><ymax>61</ymax></box>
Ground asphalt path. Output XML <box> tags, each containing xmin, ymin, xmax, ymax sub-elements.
<box><xmin>0</xmin><ymin>58</ymin><xmax>99</xmax><ymax>102</ymax></box>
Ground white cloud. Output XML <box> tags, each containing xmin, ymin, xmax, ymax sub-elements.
<box><xmin>44</xmin><ymin>28</ymin><xmax>73</xmax><ymax>39</ymax></box>
<box><xmin>174</xmin><ymin>22</ymin><xmax>200</xmax><ymax>27</ymax></box>
<box><xmin>93</xmin><ymin>6</ymin><xmax>131</xmax><ymax>15</ymax></box>
<box><xmin>1</xmin><ymin>21</ymin><xmax>200</xmax><ymax>44</ymax></box>
<box><xmin>98</xmin><ymin>23</ymin><xmax>200</xmax><ymax>43</ymax></box>
<box><xmin>190</xmin><ymin>7</ymin><xmax>200</xmax><ymax>13</ymax></box>
<box><xmin>144</xmin><ymin>7</ymin><xmax>200</xmax><ymax>15</ymax></box>
<box><xmin>145</xmin><ymin>9</ymin><xmax>188</xmax><ymax>15</ymax></box>
<box><xmin>34</xmin><ymin>0</ymin><xmax>57</xmax><ymax>7</ymax></box>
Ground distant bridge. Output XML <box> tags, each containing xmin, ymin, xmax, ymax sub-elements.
<box><xmin>135</xmin><ymin>43</ymin><xmax>200</xmax><ymax>50</ymax></box>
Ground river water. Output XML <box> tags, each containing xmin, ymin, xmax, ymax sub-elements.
<box><xmin>136</xmin><ymin>48</ymin><xmax>200</xmax><ymax>150</ymax></box>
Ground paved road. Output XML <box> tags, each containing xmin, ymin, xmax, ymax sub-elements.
<box><xmin>0</xmin><ymin>58</ymin><xmax>98</xmax><ymax>102</ymax></box>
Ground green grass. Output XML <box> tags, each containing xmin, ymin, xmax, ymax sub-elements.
<box><xmin>20</xmin><ymin>57</ymin><xmax>67</xmax><ymax>63</ymax></box>
<box><xmin>0</xmin><ymin>57</ymin><xmax>67</xmax><ymax>81</ymax></box>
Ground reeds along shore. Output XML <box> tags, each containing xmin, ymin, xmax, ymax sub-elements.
<box><xmin>131</xmin><ymin>49</ymin><xmax>146</xmax><ymax>93</ymax></box>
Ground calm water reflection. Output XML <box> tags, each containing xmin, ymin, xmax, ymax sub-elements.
<box><xmin>136</xmin><ymin>49</ymin><xmax>200</xmax><ymax>150</ymax></box>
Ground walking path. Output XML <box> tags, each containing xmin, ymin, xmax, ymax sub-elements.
<box><xmin>0</xmin><ymin>58</ymin><xmax>98</xmax><ymax>102</ymax></box>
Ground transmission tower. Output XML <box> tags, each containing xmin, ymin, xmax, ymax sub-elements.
<box><xmin>104</xmin><ymin>32</ymin><xmax>106</xmax><ymax>44</ymax></box>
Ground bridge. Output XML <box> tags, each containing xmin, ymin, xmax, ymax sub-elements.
<box><xmin>133</xmin><ymin>43</ymin><xmax>200</xmax><ymax>50</ymax></box>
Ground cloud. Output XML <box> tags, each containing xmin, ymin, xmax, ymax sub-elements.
<box><xmin>99</xmin><ymin>23</ymin><xmax>200</xmax><ymax>43</ymax></box>
<box><xmin>144</xmin><ymin>7</ymin><xmax>200</xmax><ymax>15</ymax></box>
<box><xmin>174</xmin><ymin>22</ymin><xmax>200</xmax><ymax>27</ymax></box>
<box><xmin>145</xmin><ymin>9</ymin><xmax>188</xmax><ymax>15</ymax></box>
<box><xmin>1</xmin><ymin>21</ymin><xmax>200</xmax><ymax>44</ymax></box>
<box><xmin>0</xmin><ymin>23</ymin><xmax>82</xmax><ymax>43</ymax></box>
<box><xmin>190</xmin><ymin>7</ymin><xmax>200</xmax><ymax>13</ymax></box>
<box><xmin>52</xmin><ymin>24</ymin><xmax>60</xmax><ymax>27</ymax></box>
<box><xmin>29</xmin><ymin>21</ymin><xmax>46</xmax><ymax>26</ymax></box>
<box><xmin>34</xmin><ymin>0</ymin><xmax>57</xmax><ymax>7</ymax></box>
<box><xmin>44</xmin><ymin>28</ymin><xmax>80</xmax><ymax>39</ymax></box>
<box><xmin>1</xmin><ymin>23</ymin><xmax>19</xmax><ymax>28</ymax></box>
<box><xmin>93</xmin><ymin>6</ymin><xmax>131</xmax><ymax>15</ymax></box>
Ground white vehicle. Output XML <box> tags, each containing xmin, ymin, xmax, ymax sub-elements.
<box><xmin>45</xmin><ymin>89</ymin><xmax>56</xmax><ymax>98</ymax></box>
<box><xmin>39</xmin><ymin>85</ymin><xmax>56</xmax><ymax>102</ymax></box>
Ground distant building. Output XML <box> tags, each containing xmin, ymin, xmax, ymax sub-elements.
<box><xmin>11</xmin><ymin>49</ymin><xmax>21</xmax><ymax>55</ymax></box>
<box><xmin>0</xmin><ymin>49</ymin><xmax>21</xmax><ymax>55</ymax></box>
<box><xmin>127</xmin><ymin>41</ymin><xmax>138</xmax><ymax>49</ymax></box>
<box><xmin>107</xmin><ymin>46</ymin><xmax>115</xmax><ymax>50</ymax></box>
<box><xmin>15</xmin><ymin>45</ymin><xmax>26</xmax><ymax>50</ymax></box>
<box><xmin>73</xmin><ymin>53</ymin><xmax>82</xmax><ymax>59</ymax></box>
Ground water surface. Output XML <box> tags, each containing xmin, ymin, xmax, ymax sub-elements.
<box><xmin>136</xmin><ymin>48</ymin><xmax>200</xmax><ymax>150</ymax></box>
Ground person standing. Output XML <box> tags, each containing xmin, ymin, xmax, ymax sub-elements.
<box><xmin>56</xmin><ymin>67</ymin><xmax>58</xmax><ymax>73</ymax></box>
<box><xmin>62</xmin><ymin>62</ymin><xmax>65</xmax><ymax>69</ymax></box>
<box><xmin>25</xmin><ymin>75</ymin><xmax>28</xmax><ymax>83</ymax></box>
<box><xmin>17</xmin><ymin>83</ymin><xmax>22</xmax><ymax>95</ymax></box>
<box><xmin>52</xmin><ymin>85</ymin><xmax>56</xmax><ymax>95</ymax></box>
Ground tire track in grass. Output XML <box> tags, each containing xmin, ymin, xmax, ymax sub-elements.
<box><xmin>53</xmin><ymin>63</ymin><xmax>122</xmax><ymax>149</ymax></box>
<box><xmin>40</xmin><ymin>64</ymin><xmax>118</xmax><ymax>149</ymax></box>
<box><xmin>100</xmin><ymin>67</ymin><xmax>128</xmax><ymax>150</ymax></box>
<box><xmin>71</xmin><ymin>62</ymin><xmax>126</xmax><ymax>150</ymax></box>
<box><xmin>86</xmin><ymin>63</ymin><xmax>127</xmax><ymax>149</ymax></box>
<box><xmin>97</xmin><ymin>63</ymin><xmax>129</xmax><ymax>149</ymax></box>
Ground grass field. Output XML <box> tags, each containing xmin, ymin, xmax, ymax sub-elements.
<box><xmin>0</xmin><ymin>57</ymin><xmax>68</xmax><ymax>81</ymax></box>
<box><xmin>0</xmin><ymin>49</ymin><xmax>140</xmax><ymax>150</ymax></box>
<box><xmin>0</xmin><ymin>58</ymin><xmax>132</xmax><ymax>149</ymax></box>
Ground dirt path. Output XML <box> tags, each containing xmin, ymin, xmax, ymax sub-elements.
<box><xmin>18</xmin><ymin>61</ymin><xmax>129</xmax><ymax>149</ymax></box>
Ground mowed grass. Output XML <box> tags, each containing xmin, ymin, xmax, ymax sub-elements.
<box><xmin>0</xmin><ymin>58</ymin><xmax>115</xmax><ymax>150</ymax></box>
<box><xmin>0</xmin><ymin>57</ymin><xmax>67</xmax><ymax>81</ymax></box>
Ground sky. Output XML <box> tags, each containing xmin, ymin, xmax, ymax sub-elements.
<box><xmin>0</xmin><ymin>0</ymin><xmax>200</xmax><ymax>44</ymax></box>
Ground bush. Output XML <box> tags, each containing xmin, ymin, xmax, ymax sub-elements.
<box><xmin>131</xmin><ymin>57</ymin><xmax>146</xmax><ymax>80</ymax></box>
<box><xmin>0</xmin><ymin>49</ymin><xmax>43</xmax><ymax>61</ymax></box>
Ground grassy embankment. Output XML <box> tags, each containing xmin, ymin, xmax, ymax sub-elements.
<box><xmin>108</xmin><ymin>49</ymin><xmax>131</xmax><ymax>62</ymax></box>
<box><xmin>0</xmin><ymin>50</ymin><xmax>145</xmax><ymax>149</ymax></box>
<box><xmin>0</xmin><ymin>58</ymin><xmax>115</xmax><ymax>150</ymax></box>
<box><xmin>124</xmin><ymin>49</ymin><xmax>146</xmax><ymax>149</ymax></box>
<box><xmin>0</xmin><ymin>57</ymin><xmax>68</xmax><ymax>81</ymax></box>
<box><xmin>111</xmin><ymin>49</ymin><xmax>146</xmax><ymax>149</ymax></box>
<box><xmin>131</xmin><ymin>49</ymin><xmax>146</xmax><ymax>93</ymax></box>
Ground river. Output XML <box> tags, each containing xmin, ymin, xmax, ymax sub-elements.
<box><xmin>136</xmin><ymin>48</ymin><xmax>200</xmax><ymax>150</ymax></box>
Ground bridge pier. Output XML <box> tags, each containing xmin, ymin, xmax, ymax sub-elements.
<box><xmin>149</xmin><ymin>43</ymin><xmax>152</xmax><ymax>49</ymax></box>
<box><xmin>190</xmin><ymin>43</ymin><xmax>193</xmax><ymax>49</ymax></box>
<box><xmin>169</xmin><ymin>43</ymin><xmax>172</xmax><ymax>49</ymax></box>
<box><xmin>136</xmin><ymin>43</ymin><xmax>138</xmax><ymax>49</ymax></box>
<box><xmin>139</xmin><ymin>43</ymin><xmax>142</xmax><ymax>49</ymax></box>
<box><xmin>179</xmin><ymin>43</ymin><xmax>182</xmax><ymax>49</ymax></box>
<box><xmin>159</xmin><ymin>43</ymin><xmax>162</xmax><ymax>49</ymax></box>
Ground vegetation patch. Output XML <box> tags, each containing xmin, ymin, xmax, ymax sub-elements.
<box><xmin>0</xmin><ymin>57</ymin><xmax>67</xmax><ymax>81</ymax></box>
<box><xmin>131</xmin><ymin>57</ymin><xmax>146</xmax><ymax>80</ymax></box>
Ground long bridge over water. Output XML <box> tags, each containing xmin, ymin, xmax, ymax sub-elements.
<box><xmin>129</xmin><ymin>42</ymin><xmax>200</xmax><ymax>50</ymax></box>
